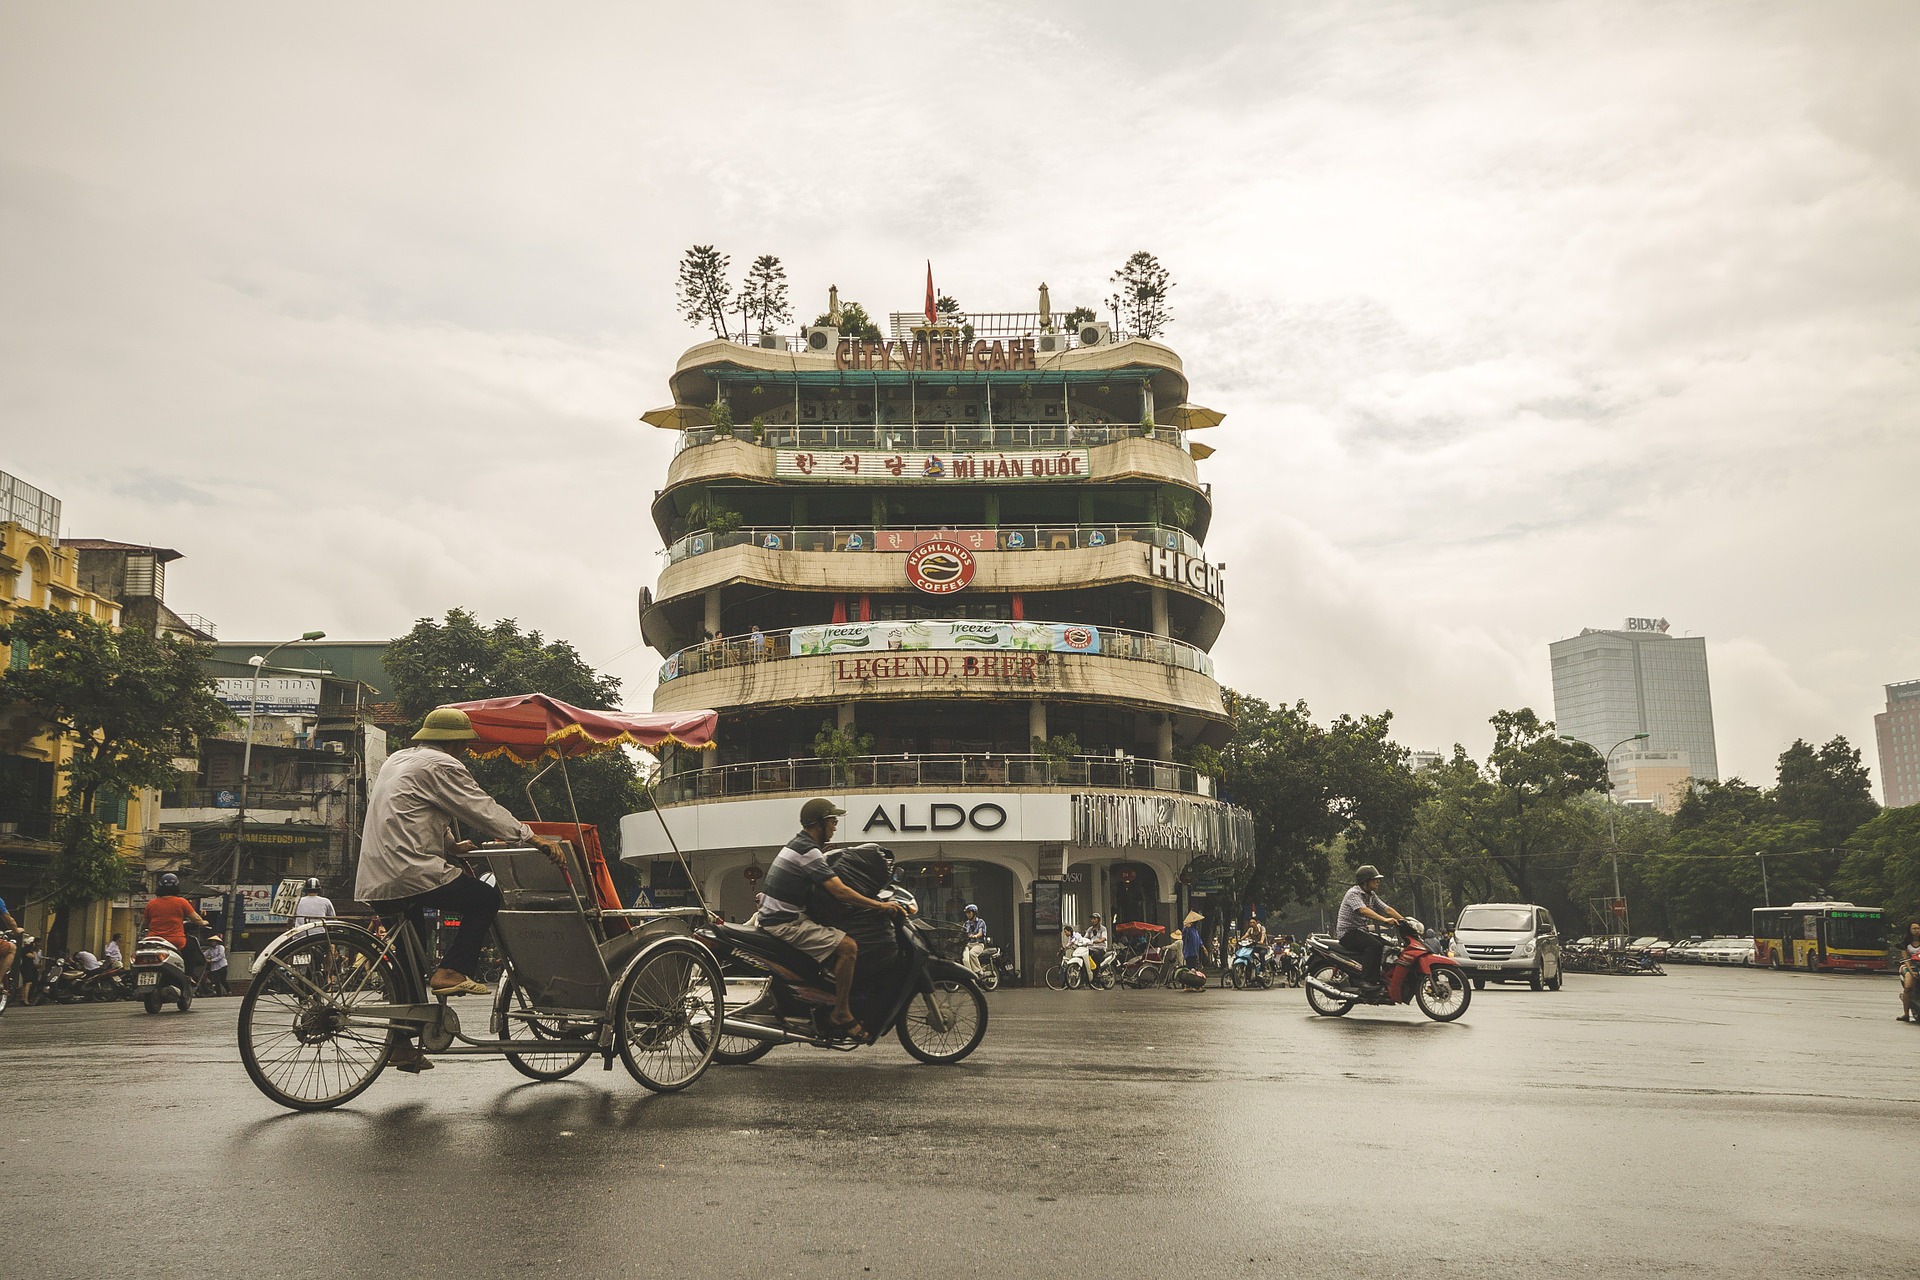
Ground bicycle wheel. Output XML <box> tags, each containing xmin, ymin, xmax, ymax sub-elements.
<box><xmin>896</xmin><ymin>979</ymin><xmax>988</xmax><ymax>1064</ymax></box>
<box><xmin>495</xmin><ymin>974</ymin><xmax>594</xmax><ymax>1081</ymax></box>
<box><xmin>1043</xmin><ymin>964</ymin><xmax>1068</xmax><ymax>991</ymax></box>
<box><xmin>616</xmin><ymin>939</ymin><xmax>724</xmax><ymax>1093</ymax></box>
<box><xmin>239</xmin><ymin>931</ymin><xmax>398</xmax><ymax>1111</ymax></box>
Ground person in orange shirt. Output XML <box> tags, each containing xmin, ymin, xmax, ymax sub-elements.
<box><xmin>144</xmin><ymin>873</ymin><xmax>211</xmax><ymax>988</ymax></box>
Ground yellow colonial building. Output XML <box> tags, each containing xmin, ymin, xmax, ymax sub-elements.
<box><xmin>1</xmin><ymin>469</ymin><xmax>162</xmax><ymax>953</ymax></box>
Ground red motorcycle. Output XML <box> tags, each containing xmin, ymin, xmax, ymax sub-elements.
<box><xmin>1304</xmin><ymin>920</ymin><xmax>1471</xmax><ymax>1022</ymax></box>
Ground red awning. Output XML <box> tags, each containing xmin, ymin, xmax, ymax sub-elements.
<box><xmin>446</xmin><ymin>694</ymin><xmax>717</xmax><ymax>764</ymax></box>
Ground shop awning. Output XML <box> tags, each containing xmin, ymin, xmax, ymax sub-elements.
<box><xmin>448</xmin><ymin>694</ymin><xmax>718</xmax><ymax>763</ymax></box>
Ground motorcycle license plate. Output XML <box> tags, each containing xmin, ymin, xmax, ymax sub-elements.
<box><xmin>137</xmin><ymin>971</ymin><xmax>158</xmax><ymax>986</ymax></box>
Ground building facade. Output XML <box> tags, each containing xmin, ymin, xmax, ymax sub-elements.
<box><xmin>620</xmin><ymin>307</ymin><xmax>1253</xmax><ymax>977</ymax></box>
<box><xmin>0</xmin><ymin>470</ymin><xmax>163</xmax><ymax>952</ymax></box>
<box><xmin>1550</xmin><ymin>618</ymin><xmax>1719</xmax><ymax>804</ymax></box>
<box><xmin>1873</xmin><ymin>679</ymin><xmax>1920</xmax><ymax>809</ymax></box>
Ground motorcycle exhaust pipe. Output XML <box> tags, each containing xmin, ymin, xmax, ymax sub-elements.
<box><xmin>718</xmin><ymin>1015</ymin><xmax>819</xmax><ymax>1046</ymax></box>
<box><xmin>1306</xmin><ymin>976</ymin><xmax>1359</xmax><ymax>1001</ymax></box>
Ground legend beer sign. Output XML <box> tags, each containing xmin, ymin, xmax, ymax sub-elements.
<box><xmin>1148</xmin><ymin>545</ymin><xmax>1225</xmax><ymax>602</ymax></box>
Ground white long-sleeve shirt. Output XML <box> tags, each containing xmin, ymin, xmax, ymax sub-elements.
<box><xmin>353</xmin><ymin>746</ymin><xmax>534</xmax><ymax>901</ymax></box>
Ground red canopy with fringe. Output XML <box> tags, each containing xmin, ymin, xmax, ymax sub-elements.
<box><xmin>446</xmin><ymin>694</ymin><xmax>717</xmax><ymax>764</ymax></box>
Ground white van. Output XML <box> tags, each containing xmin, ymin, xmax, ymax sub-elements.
<box><xmin>1448</xmin><ymin>902</ymin><xmax>1563</xmax><ymax>991</ymax></box>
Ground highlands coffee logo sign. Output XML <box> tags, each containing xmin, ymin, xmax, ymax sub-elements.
<box><xmin>906</xmin><ymin>540</ymin><xmax>975</xmax><ymax>594</ymax></box>
<box><xmin>1148</xmin><ymin>546</ymin><xmax>1225</xmax><ymax>602</ymax></box>
<box><xmin>1625</xmin><ymin>617</ymin><xmax>1670</xmax><ymax>633</ymax></box>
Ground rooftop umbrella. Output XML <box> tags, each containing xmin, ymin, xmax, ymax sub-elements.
<box><xmin>448</xmin><ymin>694</ymin><xmax>717</xmax><ymax>764</ymax></box>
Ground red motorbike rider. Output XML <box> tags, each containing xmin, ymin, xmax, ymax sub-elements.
<box><xmin>1336</xmin><ymin>865</ymin><xmax>1404</xmax><ymax>993</ymax></box>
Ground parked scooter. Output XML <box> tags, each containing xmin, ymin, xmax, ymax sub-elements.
<box><xmin>131</xmin><ymin>935</ymin><xmax>196</xmax><ymax>1014</ymax></box>
<box><xmin>697</xmin><ymin>846</ymin><xmax>988</xmax><ymax>1065</ymax></box>
<box><xmin>1304</xmin><ymin>919</ymin><xmax>1471</xmax><ymax>1022</ymax></box>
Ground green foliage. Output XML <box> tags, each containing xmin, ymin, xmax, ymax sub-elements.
<box><xmin>0</xmin><ymin>607</ymin><xmax>229</xmax><ymax>926</ymax></box>
<box><xmin>1835</xmin><ymin>806</ymin><xmax>1920</xmax><ymax>928</ymax></box>
<box><xmin>1106</xmin><ymin>251</ymin><xmax>1174</xmax><ymax>338</ymax></box>
<box><xmin>1772</xmin><ymin>736</ymin><xmax>1878</xmax><ymax>850</ymax></box>
<box><xmin>1030</xmin><ymin>733</ymin><xmax>1081</xmax><ymax>769</ymax></box>
<box><xmin>385</xmin><ymin>609</ymin><xmax>647</xmax><ymax>866</ymax></box>
<box><xmin>812</xmin><ymin>720</ymin><xmax>875</xmax><ymax>785</ymax></box>
<box><xmin>677</xmin><ymin>244</ymin><xmax>733</xmax><ymax>339</ymax></box>
<box><xmin>734</xmin><ymin>254</ymin><xmax>792</xmax><ymax>336</ymax></box>
<box><xmin>1062</xmin><ymin>305</ymin><xmax>1096</xmax><ymax>330</ymax></box>
<box><xmin>709</xmin><ymin>398</ymin><xmax>735</xmax><ymax>431</ymax></box>
<box><xmin>814</xmin><ymin>301</ymin><xmax>882</xmax><ymax>342</ymax></box>
<box><xmin>1483</xmin><ymin>709</ymin><xmax>1609</xmax><ymax>900</ymax></box>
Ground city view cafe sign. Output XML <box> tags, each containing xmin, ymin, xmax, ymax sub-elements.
<box><xmin>836</xmin><ymin>336</ymin><xmax>1039</xmax><ymax>372</ymax></box>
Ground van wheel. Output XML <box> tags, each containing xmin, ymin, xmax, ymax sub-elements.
<box><xmin>1546</xmin><ymin>967</ymin><xmax>1563</xmax><ymax>992</ymax></box>
<box><xmin>1529</xmin><ymin>965</ymin><xmax>1546</xmax><ymax>991</ymax></box>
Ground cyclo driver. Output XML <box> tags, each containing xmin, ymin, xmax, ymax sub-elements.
<box><xmin>1336</xmin><ymin>864</ymin><xmax>1405</xmax><ymax>993</ymax></box>
<box><xmin>748</xmin><ymin>798</ymin><xmax>907</xmax><ymax>1041</ymax></box>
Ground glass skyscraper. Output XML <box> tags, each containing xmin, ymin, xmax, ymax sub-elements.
<box><xmin>1550</xmin><ymin>622</ymin><xmax>1719</xmax><ymax>803</ymax></box>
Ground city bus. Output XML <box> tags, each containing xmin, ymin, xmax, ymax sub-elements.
<box><xmin>1751</xmin><ymin>902</ymin><xmax>1890</xmax><ymax>973</ymax></box>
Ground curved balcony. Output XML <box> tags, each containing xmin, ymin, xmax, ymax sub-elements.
<box><xmin>674</xmin><ymin>421</ymin><xmax>1183</xmax><ymax>457</ymax></box>
<box><xmin>662</xmin><ymin>522</ymin><xmax>1203</xmax><ymax>566</ymax></box>
<box><xmin>655</xmin><ymin>752</ymin><xmax>1211</xmax><ymax>806</ymax></box>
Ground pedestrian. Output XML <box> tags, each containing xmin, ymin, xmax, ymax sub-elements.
<box><xmin>750</xmin><ymin>625</ymin><xmax>767</xmax><ymax>661</ymax></box>
<box><xmin>1181</xmin><ymin>910</ymin><xmax>1206</xmax><ymax>992</ymax></box>
<box><xmin>204</xmin><ymin>934</ymin><xmax>228</xmax><ymax>995</ymax></box>
<box><xmin>104</xmin><ymin>937</ymin><xmax>124</xmax><ymax>969</ymax></box>
<box><xmin>1898</xmin><ymin>920</ymin><xmax>1920</xmax><ymax>1021</ymax></box>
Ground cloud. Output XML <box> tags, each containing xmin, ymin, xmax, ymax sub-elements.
<box><xmin>2</xmin><ymin>1</ymin><xmax>1915</xmax><ymax>787</ymax></box>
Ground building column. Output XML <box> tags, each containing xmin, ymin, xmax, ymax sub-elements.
<box><xmin>837</xmin><ymin>704</ymin><xmax>856</xmax><ymax>732</ymax></box>
<box><xmin>1157</xmin><ymin>714</ymin><xmax>1174</xmax><ymax>760</ymax></box>
<box><xmin>1150</xmin><ymin>587</ymin><xmax>1170</xmax><ymax>637</ymax></box>
<box><xmin>1140</xmin><ymin>379</ymin><xmax>1157</xmax><ymax>430</ymax></box>
<box><xmin>704</xmin><ymin>588</ymin><xmax>722</xmax><ymax>638</ymax></box>
<box><xmin>1028</xmin><ymin>700</ymin><xmax>1047</xmax><ymax>748</ymax></box>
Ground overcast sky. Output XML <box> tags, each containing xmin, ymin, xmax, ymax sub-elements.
<box><xmin>4</xmin><ymin>2</ymin><xmax>1915</xmax><ymax>792</ymax></box>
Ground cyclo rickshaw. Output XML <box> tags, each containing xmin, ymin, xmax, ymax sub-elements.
<box><xmin>236</xmin><ymin>694</ymin><xmax>725</xmax><ymax>1111</ymax></box>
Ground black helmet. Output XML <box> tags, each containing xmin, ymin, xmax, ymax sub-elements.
<box><xmin>304</xmin><ymin>877</ymin><xmax>322</xmax><ymax>894</ymax></box>
<box><xmin>157</xmin><ymin>872</ymin><xmax>180</xmax><ymax>893</ymax></box>
<box><xmin>800</xmin><ymin>797</ymin><xmax>845</xmax><ymax>827</ymax></box>
<box><xmin>1354</xmin><ymin>864</ymin><xmax>1383</xmax><ymax>885</ymax></box>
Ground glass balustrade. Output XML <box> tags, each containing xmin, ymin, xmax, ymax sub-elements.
<box><xmin>664</xmin><ymin>522</ymin><xmax>1204</xmax><ymax>564</ymax></box>
<box><xmin>654</xmin><ymin>752</ymin><xmax>1209</xmax><ymax>805</ymax></box>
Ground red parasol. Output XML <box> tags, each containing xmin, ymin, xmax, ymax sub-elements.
<box><xmin>447</xmin><ymin>694</ymin><xmax>717</xmax><ymax>764</ymax></box>
<box><xmin>1114</xmin><ymin>921</ymin><xmax>1168</xmax><ymax>937</ymax></box>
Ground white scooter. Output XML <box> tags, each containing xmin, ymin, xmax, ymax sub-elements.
<box><xmin>131</xmin><ymin>935</ymin><xmax>195</xmax><ymax>1014</ymax></box>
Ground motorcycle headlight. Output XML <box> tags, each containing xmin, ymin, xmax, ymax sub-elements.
<box><xmin>1447</xmin><ymin>942</ymin><xmax>1460</xmax><ymax>958</ymax></box>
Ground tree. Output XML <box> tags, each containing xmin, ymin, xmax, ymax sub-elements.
<box><xmin>935</xmin><ymin>292</ymin><xmax>973</xmax><ymax>344</ymax></box>
<box><xmin>677</xmin><ymin>244</ymin><xmax>733</xmax><ymax>339</ymax></box>
<box><xmin>1772</xmin><ymin>736</ymin><xmax>1878</xmax><ymax>854</ymax></box>
<box><xmin>384</xmin><ymin>610</ymin><xmax>649</xmax><ymax>878</ymax></box>
<box><xmin>813</xmin><ymin>300</ymin><xmax>881</xmax><ymax>342</ymax></box>
<box><xmin>1062</xmin><ymin>305</ymin><xmax>1096</xmax><ymax>330</ymax></box>
<box><xmin>1835</xmin><ymin>805</ymin><xmax>1920</xmax><ymax>927</ymax></box>
<box><xmin>812</xmin><ymin>720</ymin><xmax>874</xmax><ymax>786</ymax></box>
<box><xmin>1483</xmin><ymin>709</ymin><xmax>1608</xmax><ymax>901</ymax></box>
<box><xmin>0</xmin><ymin>607</ymin><xmax>230</xmax><ymax>945</ymax></box>
<box><xmin>733</xmin><ymin>254</ymin><xmax>792</xmax><ymax>338</ymax></box>
<box><xmin>1106</xmin><ymin>251</ymin><xmax>1174</xmax><ymax>338</ymax></box>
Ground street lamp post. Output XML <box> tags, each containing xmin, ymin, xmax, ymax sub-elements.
<box><xmin>1563</xmin><ymin>731</ymin><xmax>1649</xmax><ymax>938</ymax></box>
<box><xmin>228</xmin><ymin>630</ymin><xmax>325</xmax><ymax>953</ymax></box>
<box><xmin>1754</xmin><ymin>850</ymin><xmax>1771</xmax><ymax>907</ymax></box>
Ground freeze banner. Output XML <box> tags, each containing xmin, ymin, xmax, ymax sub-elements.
<box><xmin>788</xmin><ymin>619</ymin><xmax>1102</xmax><ymax>657</ymax></box>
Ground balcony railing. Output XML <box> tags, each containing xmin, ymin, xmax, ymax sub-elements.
<box><xmin>665</xmin><ymin>522</ymin><xmax>1203</xmax><ymax>565</ymax></box>
<box><xmin>674</xmin><ymin>421</ymin><xmax>1183</xmax><ymax>456</ymax></box>
<box><xmin>160</xmin><ymin>787</ymin><xmax>337</xmax><ymax>812</ymax></box>
<box><xmin>657</xmin><ymin>753</ymin><xmax>1208</xmax><ymax>805</ymax></box>
<box><xmin>660</xmin><ymin>618</ymin><xmax>1216</xmax><ymax>685</ymax></box>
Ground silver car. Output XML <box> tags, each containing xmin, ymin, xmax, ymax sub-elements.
<box><xmin>1448</xmin><ymin>903</ymin><xmax>1563</xmax><ymax>991</ymax></box>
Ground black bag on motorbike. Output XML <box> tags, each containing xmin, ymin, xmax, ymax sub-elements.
<box><xmin>808</xmin><ymin>843</ymin><xmax>901</xmax><ymax>967</ymax></box>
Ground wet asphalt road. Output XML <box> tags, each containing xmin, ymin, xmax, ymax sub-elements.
<box><xmin>4</xmin><ymin>966</ymin><xmax>1915</xmax><ymax>1279</ymax></box>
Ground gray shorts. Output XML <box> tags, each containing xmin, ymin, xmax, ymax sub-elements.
<box><xmin>752</xmin><ymin>912</ymin><xmax>847</xmax><ymax>962</ymax></box>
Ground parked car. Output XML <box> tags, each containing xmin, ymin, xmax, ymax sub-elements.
<box><xmin>1448</xmin><ymin>902</ymin><xmax>1563</xmax><ymax>991</ymax></box>
<box><xmin>1692</xmin><ymin>937</ymin><xmax>1755</xmax><ymax>966</ymax></box>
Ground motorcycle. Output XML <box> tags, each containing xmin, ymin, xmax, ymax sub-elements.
<box><xmin>130</xmin><ymin>935</ymin><xmax>197</xmax><ymax>1014</ymax></box>
<box><xmin>963</xmin><ymin>936</ymin><xmax>1002</xmax><ymax>991</ymax></box>
<box><xmin>1271</xmin><ymin>944</ymin><xmax>1306</xmax><ymax>988</ymax></box>
<box><xmin>35</xmin><ymin>957</ymin><xmax>127</xmax><ymax>1004</ymax></box>
<box><xmin>697</xmin><ymin>846</ymin><xmax>988</xmax><ymax>1065</ymax></box>
<box><xmin>1047</xmin><ymin>935</ymin><xmax>1118</xmax><ymax>990</ymax></box>
<box><xmin>1228</xmin><ymin>939</ymin><xmax>1273</xmax><ymax>990</ymax></box>
<box><xmin>1304</xmin><ymin>919</ymin><xmax>1471</xmax><ymax>1022</ymax></box>
<box><xmin>0</xmin><ymin>934</ymin><xmax>31</xmax><ymax>1013</ymax></box>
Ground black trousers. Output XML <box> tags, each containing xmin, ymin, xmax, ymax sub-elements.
<box><xmin>1340</xmin><ymin>928</ymin><xmax>1385</xmax><ymax>984</ymax></box>
<box><xmin>375</xmin><ymin>873</ymin><xmax>502</xmax><ymax>977</ymax></box>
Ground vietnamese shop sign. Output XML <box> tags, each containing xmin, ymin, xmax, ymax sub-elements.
<box><xmin>213</xmin><ymin>677</ymin><xmax>321</xmax><ymax>717</ymax></box>
<box><xmin>790</xmin><ymin>619</ymin><xmax>1101</xmax><ymax>657</ymax></box>
<box><xmin>775</xmin><ymin>449</ymin><xmax>1088</xmax><ymax>482</ymax></box>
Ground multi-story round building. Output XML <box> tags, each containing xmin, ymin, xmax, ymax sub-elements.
<box><xmin>620</xmin><ymin>300</ymin><xmax>1252</xmax><ymax>978</ymax></box>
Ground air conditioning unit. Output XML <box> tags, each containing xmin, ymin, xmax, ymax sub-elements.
<box><xmin>804</xmin><ymin>325</ymin><xmax>839</xmax><ymax>354</ymax></box>
<box><xmin>1036</xmin><ymin>331</ymin><xmax>1070</xmax><ymax>354</ymax></box>
<box><xmin>756</xmin><ymin>332</ymin><xmax>784</xmax><ymax>351</ymax></box>
<box><xmin>1076</xmin><ymin>321</ymin><xmax>1113</xmax><ymax>348</ymax></box>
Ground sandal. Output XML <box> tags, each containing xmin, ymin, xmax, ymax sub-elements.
<box><xmin>828</xmin><ymin>1014</ymin><xmax>867</xmax><ymax>1041</ymax></box>
<box><xmin>429</xmin><ymin>977</ymin><xmax>490</xmax><ymax>997</ymax></box>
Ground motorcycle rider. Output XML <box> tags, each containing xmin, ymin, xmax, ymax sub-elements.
<box><xmin>145</xmin><ymin>873</ymin><xmax>212</xmax><ymax>991</ymax></box>
<box><xmin>1336</xmin><ymin>865</ymin><xmax>1405</xmax><ymax>992</ymax></box>
<box><xmin>748</xmin><ymin>798</ymin><xmax>906</xmax><ymax>1040</ymax></box>
<box><xmin>293</xmin><ymin>878</ymin><xmax>336</xmax><ymax>927</ymax></box>
<box><xmin>962</xmin><ymin>904</ymin><xmax>989</xmax><ymax>976</ymax></box>
<box><xmin>0</xmin><ymin>894</ymin><xmax>20</xmax><ymax>996</ymax></box>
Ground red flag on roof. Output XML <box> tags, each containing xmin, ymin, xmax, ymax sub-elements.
<box><xmin>924</xmin><ymin>261</ymin><xmax>936</xmax><ymax>327</ymax></box>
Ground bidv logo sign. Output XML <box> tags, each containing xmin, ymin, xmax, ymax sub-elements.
<box><xmin>1625</xmin><ymin>617</ymin><xmax>1670</xmax><ymax>633</ymax></box>
<box><xmin>905</xmin><ymin>540</ymin><xmax>976</xmax><ymax>595</ymax></box>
